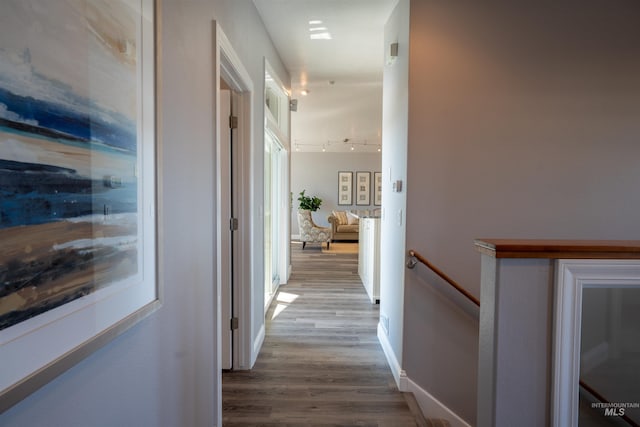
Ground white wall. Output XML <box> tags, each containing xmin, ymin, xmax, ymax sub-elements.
<box><xmin>379</xmin><ymin>0</ymin><xmax>410</xmax><ymax>379</ymax></box>
<box><xmin>0</xmin><ymin>1</ymin><xmax>288</xmax><ymax>426</ymax></box>
<box><xmin>292</xmin><ymin>81</ymin><xmax>383</xmax><ymax>149</ymax></box>
<box><xmin>403</xmin><ymin>0</ymin><xmax>640</xmax><ymax>424</ymax></box>
<box><xmin>291</xmin><ymin>152</ymin><xmax>381</xmax><ymax>234</ymax></box>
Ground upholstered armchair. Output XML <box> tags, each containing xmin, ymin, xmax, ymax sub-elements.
<box><xmin>297</xmin><ymin>209</ymin><xmax>331</xmax><ymax>249</ymax></box>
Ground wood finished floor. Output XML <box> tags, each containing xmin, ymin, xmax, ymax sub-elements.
<box><xmin>222</xmin><ymin>241</ymin><xmax>420</xmax><ymax>426</ymax></box>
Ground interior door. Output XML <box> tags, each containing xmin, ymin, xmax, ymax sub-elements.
<box><xmin>220</xmin><ymin>88</ymin><xmax>233</xmax><ymax>369</ymax></box>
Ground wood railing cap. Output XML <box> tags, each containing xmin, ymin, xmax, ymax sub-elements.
<box><xmin>475</xmin><ymin>238</ymin><xmax>640</xmax><ymax>259</ymax></box>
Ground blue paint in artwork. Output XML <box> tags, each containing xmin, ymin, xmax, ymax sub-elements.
<box><xmin>1</xmin><ymin>187</ymin><xmax>137</xmax><ymax>227</ymax></box>
<box><xmin>0</xmin><ymin>47</ymin><xmax>140</xmax><ymax>229</ymax></box>
<box><xmin>0</xmin><ymin>87</ymin><xmax>136</xmax><ymax>153</ymax></box>
<box><xmin>0</xmin><ymin>160</ymin><xmax>137</xmax><ymax>228</ymax></box>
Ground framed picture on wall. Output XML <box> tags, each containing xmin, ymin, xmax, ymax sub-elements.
<box><xmin>337</xmin><ymin>171</ymin><xmax>353</xmax><ymax>205</ymax></box>
<box><xmin>374</xmin><ymin>172</ymin><xmax>382</xmax><ymax>206</ymax></box>
<box><xmin>356</xmin><ymin>171</ymin><xmax>371</xmax><ymax>206</ymax></box>
<box><xmin>0</xmin><ymin>0</ymin><xmax>158</xmax><ymax>412</ymax></box>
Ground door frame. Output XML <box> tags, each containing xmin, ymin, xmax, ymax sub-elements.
<box><xmin>264</xmin><ymin>128</ymin><xmax>288</xmax><ymax>309</ymax></box>
<box><xmin>214</xmin><ymin>21</ymin><xmax>254</xmax><ymax>417</ymax></box>
<box><xmin>264</xmin><ymin>59</ymin><xmax>292</xmax><ymax>292</ymax></box>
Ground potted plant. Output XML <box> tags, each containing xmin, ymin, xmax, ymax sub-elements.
<box><xmin>297</xmin><ymin>190</ymin><xmax>322</xmax><ymax>212</ymax></box>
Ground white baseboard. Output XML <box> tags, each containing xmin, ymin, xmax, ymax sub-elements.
<box><xmin>580</xmin><ymin>341</ymin><xmax>609</xmax><ymax>375</ymax></box>
<box><xmin>407</xmin><ymin>378</ymin><xmax>472</xmax><ymax>427</ymax></box>
<box><xmin>377</xmin><ymin>323</ymin><xmax>408</xmax><ymax>391</ymax></box>
<box><xmin>377</xmin><ymin>323</ymin><xmax>470</xmax><ymax>427</ymax></box>
<box><xmin>252</xmin><ymin>323</ymin><xmax>265</xmax><ymax>367</ymax></box>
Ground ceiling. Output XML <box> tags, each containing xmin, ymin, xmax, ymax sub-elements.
<box><xmin>253</xmin><ymin>0</ymin><xmax>397</xmax><ymax>153</ymax></box>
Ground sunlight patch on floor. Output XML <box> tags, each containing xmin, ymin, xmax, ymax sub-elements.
<box><xmin>271</xmin><ymin>291</ymin><xmax>299</xmax><ymax>320</ymax></box>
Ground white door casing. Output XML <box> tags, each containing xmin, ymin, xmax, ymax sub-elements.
<box><xmin>553</xmin><ymin>259</ymin><xmax>640</xmax><ymax>427</ymax></box>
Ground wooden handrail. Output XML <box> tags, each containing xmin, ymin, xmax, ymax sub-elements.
<box><xmin>475</xmin><ymin>238</ymin><xmax>640</xmax><ymax>259</ymax></box>
<box><xmin>407</xmin><ymin>249</ymin><xmax>480</xmax><ymax>307</ymax></box>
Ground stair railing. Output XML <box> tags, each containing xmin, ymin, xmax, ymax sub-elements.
<box><xmin>406</xmin><ymin>249</ymin><xmax>479</xmax><ymax>307</ymax></box>
<box><xmin>406</xmin><ymin>247</ymin><xmax>638</xmax><ymax>427</ymax></box>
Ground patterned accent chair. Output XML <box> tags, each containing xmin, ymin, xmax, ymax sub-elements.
<box><xmin>297</xmin><ymin>209</ymin><xmax>331</xmax><ymax>249</ymax></box>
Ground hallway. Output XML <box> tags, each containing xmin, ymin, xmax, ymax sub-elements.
<box><xmin>222</xmin><ymin>241</ymin><xmax>421</xmax><ymax>426</ymax></box>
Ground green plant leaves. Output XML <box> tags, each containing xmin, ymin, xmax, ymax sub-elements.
<box><xmin>297</xmin><ymin>190</ymin><xmax>322</xmax><ymax>211</ymax></box>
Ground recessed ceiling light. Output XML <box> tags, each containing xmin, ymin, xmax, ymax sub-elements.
<box><xmin>310</xmin><ymin>32</ymin><xmax>332</xmax><ymax>40</ymax></box>
<box><xmin>309</xmin><ymin>20</ymin><xmax>322</xmax><ymax>25</ymax></box>
<box><xmin>301</xmin><ymin>89</ymin><xmax>310</xmax><ymax>96</ymax></box>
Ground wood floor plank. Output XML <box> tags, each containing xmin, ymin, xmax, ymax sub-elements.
<box><xmin>222</xmin><ymin>242</ymin><xmax>419</xmax><ymax>426</ymax></box>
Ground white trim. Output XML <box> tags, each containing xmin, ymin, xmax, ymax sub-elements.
<box><xmin>377</xmin><ymin>322</ymin><xmax>471</xmax><ymax>426</ymax></box>
<box><xmin>399</xmin><ymin>370</ymin><xmax>409</xmax><ymax>392</ymax></box>
<box><xmin>553</xmin><ymin>259</ymin><xmax>640</xmax><ymax>427</ymax></box>
<box><xmin>218</xmin><ymin>30</ymin><xmax>253</xmax><ymax>93</ymax></box>
<box><xmin>377</xmin><ymin>322</ymin><xmax>405</xmax><ymax>390</ymax></box>
<box><xmin>214</xmin><ymin>21</ymin><xmax>255</xmax><ymax>385</ymax></box>
<box><xmin>406</xmin><ymin>378</ymin><xmax>472</xmax><ymax>427</ymax></box>
<box><xmin>252</xmin><ymin>323</ymin><xmax>265</xmax><ymax>367</ymax></box>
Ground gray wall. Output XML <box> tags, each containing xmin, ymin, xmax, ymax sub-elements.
<box><xmin>291</xmin><ymin>152</ymin><xmax>381</xmax><ymax>234</ymax></box>
<box><xmin>402</xmin><ymin>0</ymin><xmax>640</xmax><ymax>424</ymax></box>
<box><xmin>0</xmin><ymin>1</ymin><xmax>288</xmax><ymax>426</ymax></box>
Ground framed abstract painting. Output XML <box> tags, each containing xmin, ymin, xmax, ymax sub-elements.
<box><xmin>337</xmin><ymin>171</ymin><xmax>353</xmax><ymax>206</ymax></box>
<box><xmin>374</xmin><ymin>172</ymin><xmax>382</xmax><ymax>206</ymax></box>
<box><xmin>356</xmin><ymin>171</ymin><xmax>371</xmax><ymax>206</ymax></box>
<box><xmin>0</xmin><ymin>0</ymin><xmax>158</xmax><ymax>412</ymax></box>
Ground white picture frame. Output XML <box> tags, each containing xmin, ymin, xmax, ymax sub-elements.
<box><xmin>552</xmin><ymin>260</ymin><xmax>640</xmax><ymax>427</ymax></box>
